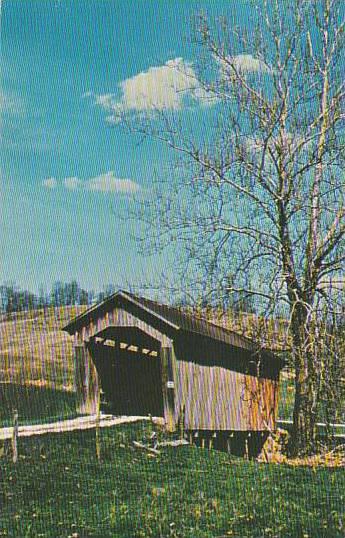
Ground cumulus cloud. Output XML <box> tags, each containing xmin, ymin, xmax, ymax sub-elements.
<box><xmin>90</xmin><ymin>55</ymin><xmax>271</xmax><ymax>120</ymax></box>
<box><xmin>42</xmin><ymin>177</ymin><xmax>57</xmax><ymax>189</ymax></box>
<box><xmin>217</xmin><ymin>53</ymin><xmax>272</xmax><ymax>77</ymax></box>
<box><xmin>87</xmin><ymin>172</ymin><xmax>140</xmax><ymax>193</ymax></box>
<box><xmin>231</xmin><ymin>54</ymin><xmax>271</xmax><ymax>74</ymax></box>
<box><xmin>43</xmin><ymin>172</ymin><xmax>140</xmax><ymax>194</ymax></box>
<box><xmin>0</xmin><ymin>92</ymin><xmax>25</xmax><ymax>116</ymax></box>
<box><xmin>95</xmin><ymin>93</ymin><xmax>116</xmax><ymax>109</ymax></box>
<box><xmin>64</xmin><ymin>177</ymin><xmax>82</xmax><ymax>190</ymax></box>
<box><xmin>93</xmin><ymin>58</ymin><xmax>214</xmax><ymax>117</ymax></box>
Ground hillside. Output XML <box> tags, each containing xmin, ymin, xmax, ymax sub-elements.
<box><xmin>205</xmin><ymin>309</ymin><xmax>290</xmax><ymax>352</ymax></box>
<box><xmin>0</xmin><ymin>306</ymin><xmax>87</xmax><ymax>390</ymax></box>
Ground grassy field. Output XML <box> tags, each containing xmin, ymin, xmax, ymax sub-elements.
<box><xmin>0</xmin><ymin>421</ymin><xmax>344</xmax><ymax>538</ymax></box>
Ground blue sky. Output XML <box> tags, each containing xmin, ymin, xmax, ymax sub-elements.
<box><xmin>1</xmin><ymin>0</ymin><xmax>254</xmax><ymax>293</ymax></box>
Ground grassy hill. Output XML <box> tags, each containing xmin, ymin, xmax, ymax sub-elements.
<box><xmin>0</xmin><ymin>307</ymin><xmax>87</xmax><ymax>425</ymax></box>
<box><xmin>0</xmin><ymin>306</ymin><xmax>86</xmax><ymax>389</ymax></box>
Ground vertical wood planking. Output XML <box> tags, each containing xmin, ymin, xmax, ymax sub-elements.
<box><xmin>175</xmin><ymin>359</ymin><xmax>278</xmax><ymax>431</ymax></box>
<box><xmin>74</xmin><ymin>344</ymin><xmax>99</xmax><ymax>415</ymax></box>
<box><xmin>82</xmin><ymin>308</ymin><xmax>170</xmax><ymax>344</ymax></box>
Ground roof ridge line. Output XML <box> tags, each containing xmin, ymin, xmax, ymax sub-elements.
<box><xmin>117</xmin><ymin>291</ymin><xmax>180</xmax><ymax>330</ymax></box>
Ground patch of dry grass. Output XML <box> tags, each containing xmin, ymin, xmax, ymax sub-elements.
<box><xmin>0</xmin><ymin>306</ymin><xmax>86</xmax><ymax>390</ymax></box>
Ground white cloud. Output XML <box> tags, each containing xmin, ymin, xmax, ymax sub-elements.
<box><xmin>42</xmin><ymin>172</ymin><xmax>140</xmax><ymax>194</ymax></box>
<box><xmin>245</xmin><ymin>132</ymin><xmax>309</xmax><ymax>157</ymax></box>
<box><xmin>91</xmin><ymin>55</ymin><xmax>270</xmax><ymax>120</ymax></box>
<box><xmin>64</xmin><ymin>177</ymin><xmax>82</xmax><ymax>190</ymax></box>
<box><xmin>231</xmin><ymin>54</ymin><xmax>271</xmax><ymax>74</ymax></box>
<box><xmin>218</xmin><ymin>54</ymin><xmax>272</xmax><ymax>76</ymax></box>
<box><xmin>86</xmin><ymin>171</ymin><xmax>140</xmax><ymax>193</ymax></box>
<box><xmin>42</xmin><ymin>177</ymin><xmax>57</xmax><ymax>189</ymax></box>
<box><xmin>0</xmin><ymin>92</ymin><xmax>25</xmax><ymax>115</ymax></box>
<box><xmin>93</xmin><ymin>58</ymin><xmax>213</xmax><ymax>117</ymax></box>
<box><xmin>95</xmin><ymin>93</ymin><xmax>116</xmax><ymax>109</ymax></box>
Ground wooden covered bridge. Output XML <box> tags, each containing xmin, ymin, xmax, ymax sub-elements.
<box><xmin>63</xmin><ymin>290</ymin><xmax>284</xmax><ymax>455</ymax></box>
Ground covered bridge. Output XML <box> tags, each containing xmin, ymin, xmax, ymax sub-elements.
<box><xmin>63</xmin><ymin>290</ymin><xmax>284</xmax><ymax>454</ymax></box>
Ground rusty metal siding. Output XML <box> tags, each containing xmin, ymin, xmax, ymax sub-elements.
<box><xmin>243</xmin><ymin>375</ymin><xmax>278</xmax><ymax>430</ymax></box>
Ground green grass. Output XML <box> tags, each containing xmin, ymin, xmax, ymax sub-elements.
<box><xmin>0</xmin><ymin>384</ymin><xmax>78</xmax><ymax>427</ymax></box>
<box><xmin>0</xmin><ymin>422</ymin><xmax>344</xmax><ymax>538</ymax></box>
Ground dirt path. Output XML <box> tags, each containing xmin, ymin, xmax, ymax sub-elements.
<box><xmin>0</xmin><ymin>414</ymin><xmax>164</xmax><ymax>441</ymax></box>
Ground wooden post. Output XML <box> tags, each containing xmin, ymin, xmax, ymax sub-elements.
<box><xmin>227</xmin><ymin>433</ymin><xmax>234</xmax><ymax>455</ymax></box>
<box><xmin>160</xmin><ymin>346</ymin><xmax>176</xmax><ymax>432</ymax></box>
<box><xmin>209</xmin><ymin>432</ymin><xmax>217</xmax><ymax>450</ymax></box>
<box><xmin>245</xmin><ymin>434</ymin><xmax>250</xmax><ymax>460</ymax></box>
<box><xmin>12</xmin><ymin>409</ymin><xmax>18</xmax><ymax>464</ymax></box>
<box><xmin>95</xmin><ymin>388</ymin><xmax>101</xmax><ymax>461</ymax></box>
<box><xmin>179</xmin><ymin>406</ymin><xmax>185</xmax><ymax>440</ymax></box>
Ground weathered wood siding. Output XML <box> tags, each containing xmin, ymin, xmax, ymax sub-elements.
<box><xmin>74</xmin><ymin>307</ymin><xmax>172</xmax><ymax>347</ymax></box>
<box><xmin>74</xmin><ymin>344</ymin><xmax>99</xmax><ymax>415</ymax></box>
<box><xmin>73</xmin><ymin>307</ymin><xmax>173</xmax><ymax>422</ymax></box>
<box><xmin>71</xmin><ymin>304</ymin><xmax>278</xmax><ymax>432</ymax></box>
<box><xmin>174</xmin><ymin>358</ymin><xmax>278</xmax><ymax>431</ymax></box>
<box><xmin>242</xmin><ymin>373</ymin><xmax>278</xmax><ymax>430</ymax></box>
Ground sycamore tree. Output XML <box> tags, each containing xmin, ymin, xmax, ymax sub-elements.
<box><xmin>106</xmin><ymin>0</ymin><xmax>345</xmax><ymax>454</ymax></box>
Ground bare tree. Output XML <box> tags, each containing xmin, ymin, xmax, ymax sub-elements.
<box><xmin>116</xmin><ymin>0</ymin><xmax>344</xmax><ymax>454</ymax></box>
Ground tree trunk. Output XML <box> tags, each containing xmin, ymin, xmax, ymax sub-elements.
<box><xmin>289</xmin><ymin>306</ymin><xmax>318</xmax><ymax>456</ymax></box>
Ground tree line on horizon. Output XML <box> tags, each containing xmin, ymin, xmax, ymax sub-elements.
<box><xmin>0</xmin><ymin>281</ymin><xmax>117</xmax><ymax>315</ymax></box>
<box><xmin>0</xmin><ymin>280</ymin><xmax>258</xmax><ymax>316</ymax></box>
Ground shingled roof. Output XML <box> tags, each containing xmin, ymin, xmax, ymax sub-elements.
<box><xmin>62</xmin><ymin>290</ymin><xmax>281</xmax><ymax>361</ymax></box>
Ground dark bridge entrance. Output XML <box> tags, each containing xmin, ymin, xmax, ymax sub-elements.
<box><xmin>87</xmin><ymin>326</ymin><xmax>164</xmax><ymax>417</ymax></box>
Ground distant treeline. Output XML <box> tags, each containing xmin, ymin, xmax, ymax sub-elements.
<box><xmin>0</xmin><ymin>281</ymin><xmax>117</xmax><ymax>314</ymax></box>
<box><xmin>0</xmin><ymin>280</ymin><xmax>259</xmax><ymax>316</ymax></box>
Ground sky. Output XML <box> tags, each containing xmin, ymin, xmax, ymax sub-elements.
<box><xmin>0</xmin><ymin>0</ymin><xmax>256</xmax><ymax>294</ymax></box>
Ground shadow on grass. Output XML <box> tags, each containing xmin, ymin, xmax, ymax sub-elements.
<box><xmin>0</xmin><ymin>383</ymin><xmax>78</xmax><ymax>426</ymax></box>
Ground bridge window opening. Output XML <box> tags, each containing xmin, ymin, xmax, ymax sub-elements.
<box><xmin>104</xmin><ymin>339</ymin><xmax>116</xmax><ymax>347</ymax></box>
